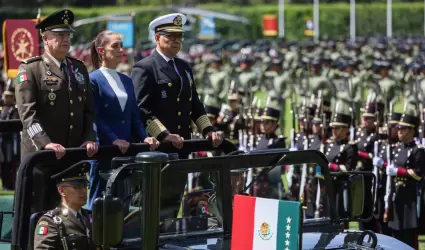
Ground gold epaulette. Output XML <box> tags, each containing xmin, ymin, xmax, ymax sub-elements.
<box><xmin>21</xmin><ymin>56</ymin><xmax>42</xmax><ymax>64</ymax></box>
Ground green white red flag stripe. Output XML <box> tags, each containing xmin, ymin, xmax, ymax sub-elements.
<box><xmin>231</xmin><ymin>195</ymin><xmax>302</xmax><ymax>250</ymax></box>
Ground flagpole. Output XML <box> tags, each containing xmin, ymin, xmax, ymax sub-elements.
<box><xmin>387</xmin><ymin>0</ymin><xmax>392</xmax><ymax>38</ymax></box>
<box><xmin>313</xmin><ymin>0</ymin><xmax>319</xmax><ymax>42</ymax></box>
<box><xmin>278</xmin><ymin>0</ymin><xmax>285</xmax><ymax>38</ymax></box>
<box><xmin>350</xmin><ymin>0</ymin><xmax>356</xmax><ymax>42</ymax></box>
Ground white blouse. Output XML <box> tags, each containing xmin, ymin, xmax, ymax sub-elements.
<box><xmin>99</xmin><ymin>67</ymin><xmax>128</xmax><ymax>112</ymax></box>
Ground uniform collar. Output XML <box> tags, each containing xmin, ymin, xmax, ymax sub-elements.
<box><xmin>44</xmin><ymin>51</ymin><xmax>66</xmax><ymax>68</ymax></box>
<box><xmin>265</xmin><ymin>132</ymin><xmax>277</xmax><ymax>139</ymax></box>
<box><xmin>335</xmin><ymin>138</ymin><xmax>348</xmax><ymax>144</ymax></box>
<box><xmin>402</xmin><ymin>140</ymin><xmax>416</xmax><ymax>148</ymax></box>
<box><xmin>62</xmin><ymin>203</ymin><xmax>81</xmax><ymax>217</ymax></box>
<box><xmin>156</xmin><ymin>48</ymin><xmax>174</xmax><ymax>63</ymax></box>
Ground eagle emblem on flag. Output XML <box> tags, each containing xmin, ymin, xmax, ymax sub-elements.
<box><xmin>258</xmin><ymin>222</ymin><xmax>273</xmax><ymax>240</ymax></box>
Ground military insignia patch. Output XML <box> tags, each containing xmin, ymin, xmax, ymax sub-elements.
<box><xmin>17</xmin><ymin>72</ymin><xmax>28</xmax><ymax>84</ymax></box>
<box><xmin>44</xmin><ymin>76</ymin><xmax>58</xmax><ymax>86</ymax></box>
<box><xmin>37</xmin><ymin>226</ymin><xmax>48</xmax><ymax>235</ymax></box>
<box><xmin>258</xmin><ymin>222</ymin><xmax>273</xmax><ymax>240</ymax></box>
<box><xmin>173</xmin><ymin>15</ymin><xmax>182</xmax><ymax>26</ymax></box>
<box><xmin>161</xmin><ymin>90</ymin><xmax>167</xmax><ymax>99</ymax></box>
<box><xmin>48</xmin><ymin>92</ymin><xmax>56</xmax><ymax>101</ymax></box>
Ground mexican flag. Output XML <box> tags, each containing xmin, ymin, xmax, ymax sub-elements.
<box><xmin>37</xmin><ymin>226</ymin><xmax>48</xmax><ymax>235</ymax></box>
<box><xmin>231</xmin><ymin>195</ymin><xmax>302</xmax><ymax>250</ymax></box>
<box><xmin>17</xmin><ymin>73</ymin><xmax>28</xmax><ymax>84</ymax></box>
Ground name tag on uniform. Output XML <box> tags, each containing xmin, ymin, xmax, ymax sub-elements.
<box><xmin>157</xmin><ymin>79</ymin><xmax>169</xmax><ymax>85</ymax></box>
<box><xmin>43</xmin><ymin>76</ymin><xmax>59</xmax><ymax>86</ymax></box>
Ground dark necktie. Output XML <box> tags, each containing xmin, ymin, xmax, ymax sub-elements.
<box><xmin>168</xmin><ymin>59</ymin><xmax>180</xmax><ymax>76</ymax></box>
<box><xmin>77</xmin><ymin>212</ymin><xmax>87</xmax><ymax>228</ymax></box>
<box><xmin>60</xmin><ymin>62</ymin><xmax>68</xmax><ymax>80</ymax></box>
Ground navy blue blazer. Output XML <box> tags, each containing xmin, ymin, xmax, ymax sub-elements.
<box><xmin>90</xmin><ymin>69</ymin><xmax>148</xmax><ymax>145</ymax></box>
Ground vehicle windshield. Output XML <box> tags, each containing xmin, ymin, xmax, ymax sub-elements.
<box><xmin>120</xmin><ymin>161</ymin><xmax>330</xmax><ymax>240</ymax></box>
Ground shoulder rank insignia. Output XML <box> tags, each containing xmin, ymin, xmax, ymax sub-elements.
<box><xmin>21</xmin><ymin>56</ymin><xmax>42</xmax><ymax>64</ymax></box>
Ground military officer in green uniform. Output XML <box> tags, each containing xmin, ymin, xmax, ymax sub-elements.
<box><xmin>34</xmin><ymin>161</ymin><xmax>95</xmax><ymax>250</ymax></box>
<box><xmin>201</xmin><ymin>56</ymin><xmax>230</xmax><ymax>101</ymax></box>
<box><xmin>233</xmin><ymin>55</ymin><xmax>261</xmax><ymax>105</ymax></box>
<box><xmin>262</xmin><ymin>58</ymin><xmax>293</xmax><ymax>101</ymax></box>
<box><xmin>15</xmin><ymin>9</ymin><xmax>98</xmax><ymax>211</ymax></box>
<box><xmin>15</xmin><ymin>9</ymin><xmax>97</xmax><ymax>161</ymax></box>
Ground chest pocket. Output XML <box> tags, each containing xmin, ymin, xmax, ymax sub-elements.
<box><xmin>65</xmin><ymin>234</ymin><xmax>89</xmax><ymax>250</ymax></box>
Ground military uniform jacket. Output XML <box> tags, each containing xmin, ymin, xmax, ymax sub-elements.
<box><xmin>256</xmin><ymin>132</ymin><xmax>286</xmax><ymax>150</ymax></box>
<box><xmin>325</xmin><ymin>138</ymin><xmax>358</xmax><ymax>171</ymax></box>
<box><xmin>15</xmin><ymin>53</ymin><xmax>96</xmax><ymax>160</ymax></box>
<box><xmin>34</xmin><ymin>204</ymin><xmax>95</xmax><ymax>250</ymax></box>
<box><xmin>308</xmin><ymin>133</ymin><xmax>323</xmax><ymax>151</ymax></box>
<box><xmin>388</xmin><ymin>140</ymin><xmax>425</xmax><ymax>230</ymax></box>
<box><xmin>131</xmin><ymin>50</ymin><xmax>214</xmax><ymax>140</ymax></box>
<box><xmin>356</xmin><ymin>127</ymin><xmax>377</xmax><ymax>171</ymax></box>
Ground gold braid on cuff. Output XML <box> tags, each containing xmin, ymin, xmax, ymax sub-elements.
<box><xmin>146</xmin><ymin>118</ymin><xmax>167</xmax><ymax>138</ymax></box>
<box><xmin>195</xmin><ymin>115</ymin><xmax>212</xmax><ymax>133</ymax></box>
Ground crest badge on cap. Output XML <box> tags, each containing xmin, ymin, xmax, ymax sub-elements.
<box><xmin>173</xmin><ymin>15</ymin><xmax>182</xmax><ymax>25</ymax></box>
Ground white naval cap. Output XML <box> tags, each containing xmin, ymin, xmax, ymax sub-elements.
<box><xmin>149</xmin><ymin>13</ymin><xmax>187</xmax><ymax>33</ymax></box>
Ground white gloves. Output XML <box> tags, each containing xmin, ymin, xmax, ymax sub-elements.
<box><xmin>386</xmin><ymin>163</ymin><xmax>398</xmax><ymax>176</ymax></box>
<box><xmin>373</xmin><ymin>156</ymin><xmax>384</xmax><ymax>168</ymax></box>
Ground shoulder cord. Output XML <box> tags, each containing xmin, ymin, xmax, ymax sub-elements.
<box><xmin>53</xmin><ymin>215</ymin><xmax>68</xmax><ymax>250</ymax></box>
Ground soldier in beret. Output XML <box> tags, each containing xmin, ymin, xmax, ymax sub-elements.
<box><xmin>34</xmin><ymin>161</ymin><xmax>95</xmax><ymax>250</ymax></box>
<box><xmin>15</xmin><ymin>9</ymin><xmax>97</xmax><ymax>211</ymax></box>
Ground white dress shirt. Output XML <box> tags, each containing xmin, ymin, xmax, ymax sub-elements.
<box><xmin>99</xmin><ymin>66</ymin><xmax>128</xmax><ymax>112</ymax></box>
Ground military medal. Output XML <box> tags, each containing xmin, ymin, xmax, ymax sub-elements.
<box><xmin>46</xmin><ymin>71</ymin><xmax>52</xmax><ymax>76</ymax></box>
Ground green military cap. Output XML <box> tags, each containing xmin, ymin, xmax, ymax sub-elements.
<box><xmin>51</xmin><ymin>160</ymin><xmax>91</xmax><ymax>186</ymax></box>
<box><xmin>36</xmin><ymin>9</ymin><xmax>75</xmax><ymax>33</ymax></box>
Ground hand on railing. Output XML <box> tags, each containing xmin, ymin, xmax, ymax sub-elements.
<box><xmin>44</xmin><ymin>143</ymin><xmax>66</xmax><ymax>159</ymax></box>
<box><xmin>81</xmin><ymin>141</ymin><xmax>98</xmax><ymax>157</ymax></box>
<box><xmin>113</xmin><ymin>139</ymin><xmax>130</xmax><ymax>154</ymax></box>
<box><xmin>144</xmin><ymin>137</ymin><xmax>160</xmax><ymax>151</ymax></box>
<box><xmin>164</xmin><ymin>134</ymin><xmax>184</xmax><ymax>149</ymax></box>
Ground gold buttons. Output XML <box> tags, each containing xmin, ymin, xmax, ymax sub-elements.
<box><xmin>168</xmin><ymin>82</ymin><xmax>172</xmax><ymax>87</ymax></box>
<box><xmin>189</xmin><ymin>98</ymin><xmax>192</xmax><ymax>102</ymax></box>
<box><xmin>178</xmin><ymin>125</ymin><xmax>181</xmax><ymax>130</ymax></box>
<box><xmin>70</xmin><ymin>112</ymin><xmax>74</xmax><ymax>116</ymax></box>
<box><xmin>189</xmin><ymin>111</ymin><xmax>192</xmax><ymax>115</ymax></box>
<box><xmin>70</xmin><ymin>125</ymin><xmax>73</xmax><ymax>129</ymax></box>
<box><xmin>78</xmin><ymin>96</ymin><xmax>82</xmax><ymax>102</ymax></box>
<box><xmin>50</xmin><ymin>102</ymin><xmax>54</xmax><ymax>106</ymax></box>
<box><xmin>178</xmin><ymin>112</ymin><xmax>181</xmax><ymax>116</ymax></box>
<box><xmin>177</xmin><ymin>98</ymin><xmax>180</xmax><ymax>102</ymax></box>
<box><xmin>69</xmin><ymin>87</ymin><xmax>72</xmax><ymax>91</ymax></box>
<box><xmin>70</xmin><ymin>100</ymin><xmax>73</xmax><ymax>104</ymax></box>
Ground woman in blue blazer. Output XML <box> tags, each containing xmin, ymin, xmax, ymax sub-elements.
<box><xmin>88</xmin><ymin>30</ymin><xmax>159</xmax><ymax>208</ymax></box>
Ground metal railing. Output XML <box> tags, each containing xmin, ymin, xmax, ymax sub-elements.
<box><xmin>11</xmin><ymin>139</ymin><xmax>237</xmax><ymax>250</ymax></box>
<box><xmin>137</xmin><ymin>148</ymin><xmax>335</xmax><ymax>250</ymax></box>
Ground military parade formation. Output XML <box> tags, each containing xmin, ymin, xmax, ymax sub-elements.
<box><xmin>1</xmin><ymin>7</ymin><xmax>425</xmax><ymax>250</ymax></box>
